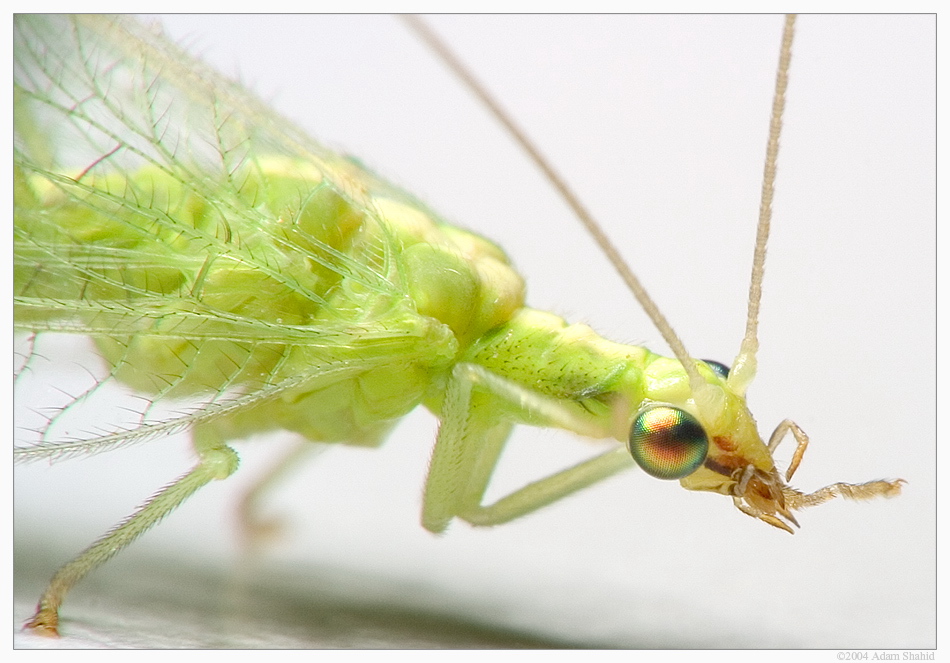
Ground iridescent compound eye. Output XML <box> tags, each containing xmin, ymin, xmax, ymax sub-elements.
<box><xmin>628</xmin><ymin>405</ymin><xmax>709</xmax><ymax>480</ymax></box>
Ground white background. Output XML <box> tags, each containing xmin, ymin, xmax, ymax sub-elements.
<box><xmin>14</xmin><ymin>14</ymin><xmax>935</xmax><ymax>649</ymax></box>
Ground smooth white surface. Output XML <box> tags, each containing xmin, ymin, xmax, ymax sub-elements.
<box><xmin>14</xmin><ymin>15</ymin><xmax>935</xmax><ymax>648</ymax></box>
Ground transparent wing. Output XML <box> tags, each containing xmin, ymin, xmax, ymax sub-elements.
<box><xmin>13</xmin><ymin>15</ymin><xmax>437</xmax><ymax>460</ymax></box>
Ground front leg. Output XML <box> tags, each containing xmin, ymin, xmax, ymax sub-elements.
<box><xmin>422</xmin><ymin>363</ymin><xmax>633</xmax><ymax>533</ymax></box>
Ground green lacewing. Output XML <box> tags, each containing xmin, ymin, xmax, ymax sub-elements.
<box><xmin>14</xmin><ymin>15</ymin><xmax>933</xmax><ymax>647</ymax></box>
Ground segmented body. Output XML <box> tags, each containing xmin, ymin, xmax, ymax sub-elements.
<box><xmin>15</xmin><ymin>15</ymin><xmax>743</xmax><ymax>479</ymax></box>
<box><xmin>15</xmin><ymin>16</ymin><xmax>506</xmax><ymax>452</ymax></box>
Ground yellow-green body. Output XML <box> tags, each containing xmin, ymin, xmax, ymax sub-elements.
<box><xmin>16</xmin><ymin>156</ymin><xmax>577</xmax><ymax>436</ymax></box>
<box><xmin>13</xmin><ymin>13</ymin><xmax>778</xmax><ymax>512</ymax></box>
<box><xmin>15</xmin><ymin>141</ymin><xmax>772</xmax><ymax>519</ymax></box>
<box><xmin>17</xmin><ymin>156</ymin><xmax>517</xmax><ymax>446</ymax></box>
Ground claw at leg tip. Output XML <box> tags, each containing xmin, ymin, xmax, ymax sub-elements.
<box><xmin>24</xmin><ymin>611</ymin><xmax>60</xmax><ymax>638</ymax></box>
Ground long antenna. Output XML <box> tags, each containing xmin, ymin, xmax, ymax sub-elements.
<box><xmin>728</xmin><ymin>14</ymin><xmax>796</xmax><ymax>396</ymax></box>
<box><xmin>401</xmin><ymin>15</ymin><xmax>708</xmax><ymax>397</ymax></box>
